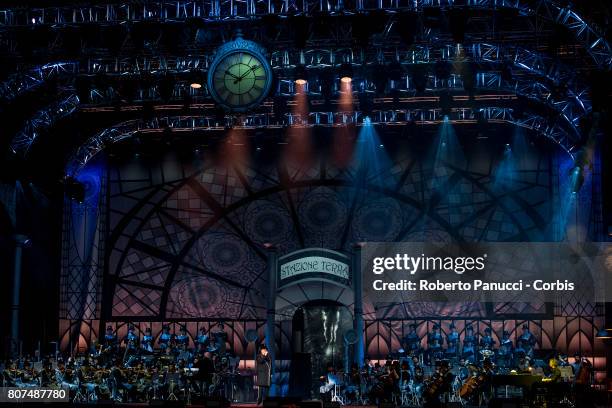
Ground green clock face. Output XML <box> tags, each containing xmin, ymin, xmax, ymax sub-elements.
<box><xmin>210</xmin><ymin>51</ymin><xmax>271</xmax><ymax>110</ymax></box>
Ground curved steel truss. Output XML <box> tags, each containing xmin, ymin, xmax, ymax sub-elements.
<box><xmin>9</xmin><ymin>42</ymin><xmax>591</xmax><ymax>160</ymax></box>
<box><xmin>65</xmin><ymin>106</ymin><xmax>571</xmax><ymax>176</ymax></box>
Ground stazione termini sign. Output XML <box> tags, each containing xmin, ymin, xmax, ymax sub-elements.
<box><xmin>277</xmin><ymin>248</ymin><xmax>351</xmax><ymax>289</ymax></box>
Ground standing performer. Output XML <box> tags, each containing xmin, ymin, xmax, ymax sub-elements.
<box><xmin>141</xmin><ymin>327</ymin><xmax>154</xmax><ymax>354</ymax></box>
<box><xmin>123</xmin><ymin>325</ymin><xmax>139</xmax><ymax>351</ymax></box>
<box><xmin>480</xmin><ymin>327</ymin><xmax>496</xmax><ymax>351</ymax></box>
<box><xmin>176</xmin><ymin>327</ymin><xmax>190</xmax><ymax>349</ymax></box>
<box><xmin>194</xmin><ymin>352</ymin><xmax>215</xmax><ymax>397</ymax></box>
<box><xmin>497</xmin><ymin>330</ymin><xmax>513</xmax><ymax>368</ymax></box>
<box><xmin>462</xmin><ymin>325</ymin><xmax>477</xmax><ymax>363</ymax></box>
<box><xmin>427</xmin><ymin>324</ymin><xmax>443</xmax><ymax>365</ymax></box>
<box><xmin>518</xmin><ymin>324</ymin><xmax>536</xmax><ymax>358</ymax></box>
<box><xmin>404</xmin><ymin>323</ymin><xmax>421</xmax><ymax>358</ymax></box>
<box><xmin>196</xmin><ymin>327</ymin><xmax>210</xmax><ymax>352</ymax></box>
<box><xmin>213</xmin><ymin>323</ymin><xmax>229</xmax><ymax>354</ymax></box>
<box><xmin>255</xmin><ymin>345</ymin><xmax>271</xmax><ymax>406</ymax></box>
<box><xmin>158</xmin><ymin>325</ymin><xmax>174</xmax><ymax>350</ymax></box>
<box><xmin>445</xmin><ymin>323</ymin><xmax>459</xmax><ymax>359</ymax></box>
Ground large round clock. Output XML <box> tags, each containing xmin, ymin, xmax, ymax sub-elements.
<box><xmin>207</xmin><ymin>34</ymin><xmax>273</xmax><ymax>112</ymax></box>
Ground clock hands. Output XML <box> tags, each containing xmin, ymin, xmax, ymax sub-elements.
<box><xmin>232</xmin><ymin>65</ymin><xmax>260</xmax><ymax>84</ymax></box>
<box><xmin>224</xmin><ymin>70</ymin><xmax>240</xmax><ymax>80</ymax></box>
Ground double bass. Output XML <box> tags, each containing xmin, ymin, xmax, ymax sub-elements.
<box><xmin>575</xmin><ymin>358</ymin><xmax>592</xmax><ymax>386</ymax></box>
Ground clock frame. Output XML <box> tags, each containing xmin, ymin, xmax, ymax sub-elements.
<box><xmin>207</xmin><ymin>36</ymin><xmax>273</xmax><ymax>112</ymax></box>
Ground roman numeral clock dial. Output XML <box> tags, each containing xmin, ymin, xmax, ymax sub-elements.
<box><xmin>207</xmin><ymin>36</ymin><xmax>273</xmax><ymax>112</ymax></box>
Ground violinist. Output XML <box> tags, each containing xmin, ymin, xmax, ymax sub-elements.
<box><xmin>462</xmin><ymin>325</ymin><xmax>477</xmax><ymax>363</ymax></box>
<box><xmin>196</xmin><ymin>327</ymin><xmax>210</xmax><ymax>352</ymax></box>
<box><xmin>427</xmin><ymin>324</ymin><xmax>443</xmax><ymax>364</ymax></box>
<box><xmin>103</xmin><ymin>326</ymin><xmax>118</xmax><ymax>355</ymax></box>
<box><xmin>497</xmin><ymin>330</ymin><xmax>513</xmax><ymax>368</ymax></box>
<box><xmin>404</xmin><ymin>323</ymin><xmax>421</xmax><ymax>357</ymax></box>
<box><xmin>158</xmin><ymin>325</ymin><xmax>174</xmax><ymax>350</ymax></box>
<box><xmin>445</xmin><ymin>323</ymin><xmax>459</xmax><ymax>359</ymax></box>
<box><xmin>141</xmin><ymin>327</ymin><xmax>154</xmax><ymax>354</ymax></box>
<box><xmin>123</xmin><ymin>325</ymin><xmax>139</xmax><ymax>365</ymax></box>
<box><xmin>176</xmin><ymin>343</ymin><xmax>193</xmax><ymax>367</ymax></box>
<box><xmin>176</xmin><ymin>327</ymin><xmax>190</xmax><ymax>349</ymax></box>
<box><xmin>518</xmin><ymin>324</ymin><xmax>536</xmax><ymax>358</ymax></box>
<box><xmin>109</xmin><ymin>359</ymin><xmax>134</xmax><ymax>402</ymax></box>
<box><xmin>40</xmin><ymin>360</ymin><xmax>57</xmax><ymax>387</ymax></box>
<box><xmin>480</xmin><ymin>327</ymin><xmax>495</xmax><ymax>351</ymax></box>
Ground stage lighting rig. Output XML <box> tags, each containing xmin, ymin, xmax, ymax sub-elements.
<box><xmin>294</xmin><ymin>65</ymin><xmax>308</xmax><ymax>86</ymax></box>
<box><xmin>339</xmin><ymin>63</ymin><xmax>353</xmax><ymax>84</ymax></box>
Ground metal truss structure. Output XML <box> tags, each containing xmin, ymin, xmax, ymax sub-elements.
<box><xmin>0</xmin><ymin>0</ymin><xmax>606</xmax><ymax>173</ymax></box>
<box><xmin>0</xmin><ymin>1</ymin><xmax>609</xmax><ymax>68</ymax></box>
<box><xmin>7</xmin><ymin>42</ymin><xmax>591</xmax><ymax>158</ymax></box>
<box><xmin>65</xmin><ymin>106</ymin><xmax>568</xmax><ymax>175</ymax></box>
<box><xmin>10</xmin><ymin>94</ymin><xmax>80</xmax><ymax>156</ymax></box>
<box><xmin>0</xmin><ymin>62</ymin><xmax>78</xmax><ymax>102</ymax></box>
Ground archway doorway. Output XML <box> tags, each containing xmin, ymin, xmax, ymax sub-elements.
<box><xmin>301</xmin><ymin>300</ymin><xmax>354</xmax><ymax>384</ymax></box>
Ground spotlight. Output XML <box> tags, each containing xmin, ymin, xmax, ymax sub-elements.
<box><xmin>339</xmin><ymin>63</ymin><xmax>353</xmax><ymax>83</ymax></box>
<box><xmin>189</xmin><ymin>70</ymin><xmax>205</xmax><ymax>90</ymax></box>
<box><xmin>294</xmin><ymin>65</ymin><xmax>308</xmax><ymax>85</ymax></box>
<box><xmin>596</xmin><ymin>328</ymin><xmax>611</xmax><ymax>339</ymax></box>
<box><xmin>569</xmin><ymin>165</ymin><xmax>584</xmax><ymax>193</ymax></box>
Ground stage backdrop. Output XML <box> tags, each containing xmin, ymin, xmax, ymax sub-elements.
<box><xmin>59</xmin><ymin>126</ymin><xmax>606</xmax><ymax>380</ymax></box>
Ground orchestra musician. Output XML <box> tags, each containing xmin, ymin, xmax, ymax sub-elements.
<box><xmin>404</xmin><ymin>323</ymin><xmax>421</xmax><ymax>357</ymax></box>
<box><xmin>123</xmin><ymin>325</ymin><xmax>139</xmax><ymax>365</ymax></box>
<box><xmin>445</xmin><ymin>323</ymin><xmax>459</xmax><ymax>359</ymax></box>
<box><xmin>158</xmin><ymin>325</ymin><xmax>174</xmax><ymax>350</ymax></box>
<box><xmin>177</xmin><ymin>343</ymin><xmax>193</xmax><ymax>367</ymax></box>
<box><xmin>176</xmin><ymin>326</ymin><xmax>190</xmax><ymax>348</ymax></box>
<box><xmin>141</xmin><ymin>327</ymin><xmax>154</xmax><ymax>354</ymax></box>
<box><xmin>212</xmin><ymin>322</ymin><xmax>229</xmax><ymax>354</ymax></box>
<box><xmin>423</xmin><ymin>359</ymin><xmax>454</xmax><ymax>408</ymax></box>
<box><xmin>255</xmin><ymin>345</ymin><xmax>271</xmax><ymax>406</ymax></box>
<box><xmin>462</xmin><ymin>325</ymin><xmax>477</xmax><ymax>363</ymax></box>
<box><xmin>570</xmin><ymin>353</ymin><xmax>582</xmax><ymax>375</ymax></box>
<box><xmin>426</xmin><ymin>324</ymin><xmax>443</xmax><ymax>365</ymax></box>
<box><xmin>193</xmin><ymin>351</ymin><xmax>215</xmax><ymax>396</ymax></box>
<box><xmin>196</xmin><ymin>327</ymin><xmax>210</xmax><ymax>352</ymax></box>
<box><xmin>480</xmin><ymin>327</ymin><xmax>495</xmax><ymax>351</ymax></box>
<box><xmin>497</xmin><ymin>330</ymin><xmax>514</xmax><ymax>368</ymax></box>
<box><xmin>518</xmin><ymin>324</ymin><xmax>536</xmax><ymax>358</ymax></box>
<box><xmin>103</xmin><ymin>326</ymin><xmax>118</xmax><ymax>355</ymax></box>
<box><xmin>545</xmin><ymin>358</ymin><xmax>561</xmax><ymax>382</ymax></box>
<box><xmin>8</xmin><ymin>321</ymin><xmax>597</xmax><ymax>407</ymax></box>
